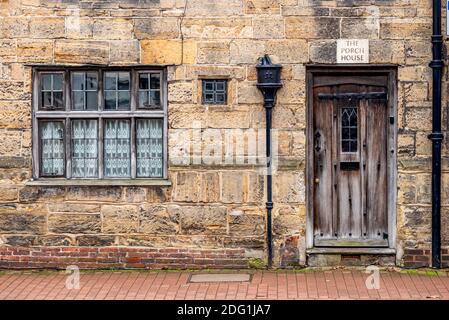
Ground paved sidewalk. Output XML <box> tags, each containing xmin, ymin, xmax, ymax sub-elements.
<box><xmin>1</xmin><ymin>269</ymin><xmax>449</xmax><ymax>300</ymax></box>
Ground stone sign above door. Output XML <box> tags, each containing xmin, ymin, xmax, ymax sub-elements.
<box><xmin>337</xmin><ymin>39</ymin><xmax>370</xmax><ymax>64</ymax></box>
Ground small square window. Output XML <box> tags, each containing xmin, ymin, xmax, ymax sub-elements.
<box><xmin>202</xmin><ymin>80</ymin><xmax>227</xmax><ymax>105</ymax></box>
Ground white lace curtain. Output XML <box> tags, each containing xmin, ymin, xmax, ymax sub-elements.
<box><xmin>41</xmin><ymin>122</ymin><xmax>65</xmax><ymax>176</ymax></box>
<box><xmin>137</xmin><ymin>119</ymin><xmax>163</xmax><ymax>178</ymax></box>
<box><xmin>72</xmin><ymin>120</ymin><xmax>98</xmax><ymax>178</ymax></box>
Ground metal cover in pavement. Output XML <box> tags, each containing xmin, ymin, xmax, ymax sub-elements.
<box><xmin>189</xmin><ymin>273</ymin><xmax>251</xmax><ymax>283</ymax></box>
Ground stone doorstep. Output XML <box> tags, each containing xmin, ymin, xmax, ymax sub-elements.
<box><xmin>306</xmin><ymin>248</ymin><xmax>397</xmax><ymax>267</ymax></box>
<box><xmin>307</xmin><ymin>248</ymin><xmax>396</xmax><ymax>255</ymax></box>
<box><xmin>189</xmin><ymin>273</ymin><xmax>251</xmax><ymax>283</ymax></box>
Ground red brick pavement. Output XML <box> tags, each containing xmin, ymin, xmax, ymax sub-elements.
<box><xmin>1</xmin><ymin>269</ymin><xmax>449</xmax><ymax>300</ymax></box>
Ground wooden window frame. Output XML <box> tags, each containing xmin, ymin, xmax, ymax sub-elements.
<box><xmin>38</xmin><ymin>71</ymin><xmax>65</xmax><ymax>111</ymax></box>
<box><xmin>71</xmin><ymin>71</ymin><xmax>99</xmax><ymax>111</ymax></box>
<box><xmin>38</xmin><ymin>119</ymin><xmax>66</xmax><ymax>178</ymax></box>
<box><xmin>31</xmin><ymin>66</ymin><xmax>169</xmax><ymax>184</ymax></box>
<box><xmin>103</xmin><ymin>71</ymin><xmax>132</xmax><ymax>111</ymax></box>
<box><xmin>136</xmin><ymin>71</ymin><xmax>164</xmax><ymax>110</ymax></box>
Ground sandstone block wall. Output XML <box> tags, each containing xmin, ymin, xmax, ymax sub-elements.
<box><xmin>0</xmin><ymin>0</ymin><xmax>447</xmax><ymax>269</ymax></box>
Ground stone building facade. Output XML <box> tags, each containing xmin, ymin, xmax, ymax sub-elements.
<box><xmin>0</xmin><ymin>0</ymin><xmax>447</xmax><ymax>269</ymax></box>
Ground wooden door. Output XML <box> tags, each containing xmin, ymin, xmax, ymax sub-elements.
<box><xmin>312</xmin><ymin>75</ymin><xmax>390</xmax><ymax>247</ymax></box>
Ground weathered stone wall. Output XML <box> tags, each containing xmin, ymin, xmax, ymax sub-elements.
<box><xmin>0</xmin><ymin>0</ymin><xmax>447</xmax><ymax>269</ymax></box>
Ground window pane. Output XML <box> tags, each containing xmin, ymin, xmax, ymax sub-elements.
<box><xmin>42</xmin><ymin>92</ymin><xmax>52</xmax><ymax>107</ymax></box>
<box><xmin>73</xmin><ymin>91</ymin><xmax>84</xmax><ymax>110</ymax></box>
<box><xmin>104</xmin><ymin>73</ymin><xmax>117</xmax><ymax>90</ymax></box>
<box><xmin>54</xmin><ymin>92</ymin><xmax>63</xmax><ymax>109</ymax></box>
<box><xmin>53</xmin><ymin>74</ymin><xmax>63</xmax><ymax>91</ymax></box>
<box><xmin>350</xmin><ymin>128</ymin><xmax>357</xmax><ymax>140</ymax></box>
<box><xmin>342</xmin><ymin>128</ymin><xmax>350</xmax><ymax>140</ymax></box>
<box><xmin>216</xmin><ymin>93</ymin><xmax>225</xmax><ymax>103</ymax></box>
<box><xmin>341</xmin><ymin>107</ymin><xmax>358</xmax><ymax>153</ymax></box>
<box><xmin>205</xmin><ymin>93</ymin><xmax>214</xmax><ymax>103</ymax></box>
<box><xmin>150</xmin><ymin>73</ymin><xmax>160</xmax><ymax>89</ymax></box>
<box><xmin>216</xmin><ymin>81</ymin><xmax>225</xmax><ymax>91</ymax></box>
<box><xmin>137</xmin><ymin>119</ymin><xmax>163</xmax><ymax>178</ymax></box>
<box><xmin>342</xmin><ymin>141</ymin><xmax>350</xmax><ymax>153</ymax></box>
<box><xmin>349</xmin><ymin>141</ymin><xmax>357</xmax><ymax>152</ymax></box>
<box><xmin>85</xmin><ymin>91</ymin><xmax>98</xmax><ymax>110</ymax></box>
<box><xmin>118</xmin><ymin>91</ymin><xmax>130</xmax><ymax>109</ymax></box>
<box><xmin>42</xmin><ymin>74</ymin><xmax>52</xmax><ymax>90</ymax></box>
<box><xmin>139</xmin><ymin>91</ymin><xmax>149</xmax><ymax>108</ymax></box>
<box><xmin>72</xmin><ymin>72</ymin><xmax>84</xmax><ymax>90</ymax></box>
<box><xmin>150</xmin><ymin>91</ymin><xmax>161</xmax><ymax>106</ymax></box>
<box><xmin>104</xmin><ymin>91</ymin><xmax>117</xmax><ymax>110</ymax></box>
<box><xmin>104</xmin><ymin>119</ymin><xmax>130</xmax><ymax>177</ymax></box>
<box><xmin>139</xmin><ymin>74</ymin><xmax>149</xmax><ymax>90</ymax></box>
<box><xmin>118</xmin><ymin>72</ymin><xmax>130</xmax><ymax>90</ymax></box>
<box><xmin>72</xmin><ymin>120</ymin><xmax>98</xmax><ymax>178</ymax></box>
<box><xmin>86</xmin><ymin>72</ymin><xmax>98</xmax><ymax>90</ymax></box>
<box><xmin>40</xmin><ymin>122</ymin><xmax>64</xmax><ymax>176</ymax></box>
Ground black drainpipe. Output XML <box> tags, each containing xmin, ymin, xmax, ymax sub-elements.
<box><xmin>265</xmin><ymin>103</ymin><xmax>274</xmax><ymax>268</ymax></box>
<box><xmin>429</xmin><ymin>0</ymin><xmax>444</xmax><ymax>268</ymax></box>
<box><xmin>256</xmin><ymin>56</ymin><xmax>282</xmax><ymax>269</ymax></box>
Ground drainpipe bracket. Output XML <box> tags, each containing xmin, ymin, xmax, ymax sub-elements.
<box><xmin>429</xmin><ymin>60</ymin><xmax>444</xmax><ymax>69</ymax></box>
<box><xmin>431</xmin><ymin>34</ymin><xmax>443</xmax><ymax>42</ymax></box>
<box><xmin>428</xmin><ymin>132</ymin><xmax>444</xmax><ymax>141</ymax></box>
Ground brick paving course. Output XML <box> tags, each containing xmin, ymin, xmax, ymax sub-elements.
<box><xmin>0</xmin><ymin>269</ymin><xmax>449</xmax><ymax>300</ymax></box>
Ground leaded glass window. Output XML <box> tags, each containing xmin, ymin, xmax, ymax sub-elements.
<box><xmin>33</xmin><ymin>67</ymin><xmax>167</xmax><ymax>180</ymax></box>
<box><xmin>72</xmin><ymin>72</ymin><xmax>98</xmax><ymax>110</ymax></box>
<box><xmin>40</xmin><ymin>73</ymin><xmax>64</xmax><ymax>110</ymax></box>
<box><xmin>71</xmin><ymin>120</ymin><xmax>98</xmax><ymax>178</ymax></box>
<box><xmin>138</xmin><ymin>72</ymin><xmax>161</xmax><ymax>109</ymax></box>
<box><xmin>137</xmin><ymin>119</ymin><xmax>163</xmax><ymax>178</ymax></box>
<box><xmin>104</xmin><ymin>119</ymin><xmax>131</xmax><ymax>178</ymax></box>
<box><xmin>202</xmin><ymin>79</ymin><xmax>227</xmax><ymax>105</ymax></box>
<box><xmin>104</xmin><ymin>72</ymin><xmax>130</xmax><ymax>110</ymax></box>
<box><xmin>341</xmin><ymin>107</ymin><xmax>358</xmax><ymax>153</ymax></box>
<box><xmin>40</xmin><ymin>121</ymin><xmax>65</xmax><ymax>176</ymax></box>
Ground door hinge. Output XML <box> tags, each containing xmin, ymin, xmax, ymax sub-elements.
<box><xmin>318</xmin><ymin>92</ymin><xmax>387</xmax><ymax>100</ymax></box>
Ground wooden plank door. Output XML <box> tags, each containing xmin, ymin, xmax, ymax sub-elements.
<box><xmin>312</xmin><ymin>76</ymin><xmax>389</xmax><ymax>247</ymax></box>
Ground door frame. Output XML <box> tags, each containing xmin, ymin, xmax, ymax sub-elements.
<box><xmin>305</xmin><ymin>65</ymin><xmax>398</xmax><ymax>250</ymax></box>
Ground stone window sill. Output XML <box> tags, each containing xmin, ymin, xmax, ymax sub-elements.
<box><xmin>25</xmin><ymin>179</ymin><xmax>172</xmax><ymax>187</ymax></box>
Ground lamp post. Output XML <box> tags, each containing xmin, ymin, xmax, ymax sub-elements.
<box><xmin>256</xmin><ymin>55</ymin><xmax>283</xmax><ymax>269</ymax></box>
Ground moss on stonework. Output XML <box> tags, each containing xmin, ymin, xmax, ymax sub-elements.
<box><xmin>248</xmin><ymin>258</ymin><xmax>266</xmax><ymax>269</ymax></box>
<box><xmin>400</xmin><ymin>269</ymin><xmax>442</xmax><ymax>277</ymax></box>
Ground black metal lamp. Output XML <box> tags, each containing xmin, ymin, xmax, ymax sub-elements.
<box><xmin>256</xmin><ymin>55</ymin><xmax>282</xmax><ymax>269</ymax></box>
<box><xmin>256</xmin><ymin>55</ymin><xmax>282</xmax><ymax>108</ymax></box>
